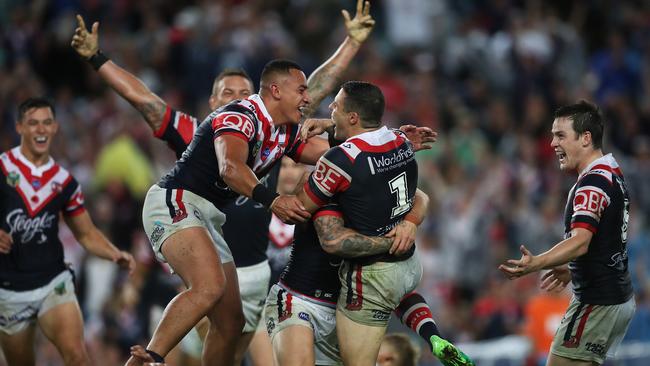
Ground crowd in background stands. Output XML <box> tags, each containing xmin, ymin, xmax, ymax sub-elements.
<box><xmin>1</xmin><ymin>1</ymin><xmax>649</xmax><ymax>365</ymax></box>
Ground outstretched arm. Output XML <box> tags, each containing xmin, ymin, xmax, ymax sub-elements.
<box><xmin>64</xmin><ymin>211</ymin><xmax>135</xmax><ymax>274</ymax></box>
<box><xmin>71</xmin><ymin>15</ymin><xmax>167</xmax><ymax>132</ymax></box>
<box><xmin>302</xmin><ymin>0</ymin><xmax>375</xmax><ymax>118</ymax></box>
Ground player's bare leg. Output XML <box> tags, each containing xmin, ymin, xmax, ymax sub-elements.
<box><xmin>247</xmin><ymin>329</ymin><xmax>274</xmax><ymax>366</ymax></box>
<box><xmin>126</xmin><ymin>227</ymin><xmax>227</xmax><ymax>365</ymax></box>
<box><xmin>38</xmin><ymin>301</ymin><xmax>91</xmax><ymax>366</ymax></box>
<box><xmin>232</xmin><ymin>331</ymin><xmax>256</xmax><ymax>366</ymax></box>
<box><xmin>336</xmin><ymin>310</ymin><xmax>386</xmax><ymax>366</ymax></box>
<box><xmin>0</xmin><ymin>323</ymin><xmax>37</xmax><ymax>366</ymax></box>
<box><xmin>202</xmin><ymin>261</ymin><xmax>245</xmax><ymax>366</ymax></box>
<box><xmin>272</xmin><ymin>325</ymin><xmax>315</xmax><ymax>366</ymax></box>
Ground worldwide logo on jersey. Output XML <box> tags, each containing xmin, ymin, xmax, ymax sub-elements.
<box><xmin>6</xmin><ymin>172</ymin><xmax>19</xmax><ymax>187</ymax></box>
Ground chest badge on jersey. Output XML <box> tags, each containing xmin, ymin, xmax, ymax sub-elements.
<box><xmin>51</xmin><ymin>182</ymin><xmax>62</xmax><ymax>193</ymax></box>
<box><xmin>31</xmin><ymin>179</ymin><xmax>41</xmax><ymax>189</ymax></box>
<box><xmin>261</xmin><ymin>147</ymin><xmax>271</xmax><ymax>161</ymax></box>
<box><xmin>252</xmin><ymin>140</ymin><xmax>263</xmax><ymax>158</ymax></box>
<box><xmin>6</xmin><ymin>171</ymin><xmax>20</xmax><ymax>187</ymax></box>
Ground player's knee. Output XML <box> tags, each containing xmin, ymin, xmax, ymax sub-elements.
<box><xmin>190</xmin><ymin>282</ymin><xmax>225</xmax><ymax>312</ymax></box>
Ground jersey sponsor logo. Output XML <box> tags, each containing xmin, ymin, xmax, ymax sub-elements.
<box><xmin>6</xmin><ymin>208</ymin><xmax>56</xmax><ymax>244</ymax></box>
<box><xmin>607</xmin><ymin>249</ymin><xmax>628</xmax><ymax>270</ymax></box>
<box><xmin>371</xmin><ymin>310</ymin><xmax>391</xmax><ymax>320</ymax></box>
<box><xmin>313</xmin><ymin>158</ymin><xmax>351</xmax><ymax>197</ymax></box>
<box><xmin>573</xmin><ymin>186</ymin><xmax>609</xmax><ymax>218</ymax></box>
<box><xmin>0</xmin><ymin>305</ymin><xmax>38</xmax><ymax>327</ymax></box>
<box><xmin>214</xmin><ymin>112</ymin><xmax>255</xmax><ymax>140</ymax></box>
<box><xmin>266</xmin><ymin>317</ymin><xmax>276</xmax><ymax>334</ymax></box>
<box><xmin>298</xmin><ymin>312</ymin><xmax>310</xmax><ymax>322</ymax></box>
<box><xmin>585</xmin><ymin>342</ymin><xmax>606</xmax><ymax>357</ymax></box>
<box><xmin>367</xmin><ymin>146</ymin><xmax>414</xmax><ymax>174</ymax></box>
<box><xmin>54</xmin><ymin>281</ymin><xmax>67</xmax><ymax>295</ymax></box>
<box><xmin>150</xmin><ymin>222</ymin><xmax>165</xmax><ymax>244</ymax></box>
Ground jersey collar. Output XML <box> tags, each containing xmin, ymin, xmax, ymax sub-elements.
<box><xmin>11</xmin><ymin>146</ymin><xmax>54</xmax><ymax>177</ymax></box>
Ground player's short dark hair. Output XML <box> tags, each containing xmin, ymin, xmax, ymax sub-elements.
<box><xmin>341</xmin><ymin>81</ymin><xmax>384</xmax><ymax>128</ymax></box>
<box><xmin>18</xmin><ymin>97</ymin><xmax>55</xmax><ymax>121</ymax></box>
<box><xmin>382</xmin><ymin>333</ymin><xmax>420</xmax><ymax>366</ymax></box>
<box><xmin>212</xmin><ymin>68</ymin><xmax>254</xmax><ymax>95</ymax></box>
<box><xmin>554</xmin><ymin>100</ymin><xmax>604</xmax><ymax>149</ymax></box>
<box><xmin>260</xmin><ymin>59</ymin><xmax>303</xmax><ymax>87</ymax></box>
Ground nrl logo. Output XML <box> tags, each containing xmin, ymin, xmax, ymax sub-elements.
<box><xmin>6</xmin><ymin>172</ymin><xmax>20</xmax><ymax>187</ymax></box>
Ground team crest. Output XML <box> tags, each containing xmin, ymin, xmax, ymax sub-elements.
<box><xmin>31</xmin><ymin>179</ymin><xmax>41</xmax><ymax>189</ymax></box>
<box><xmin>252</xmin><ymin>140</ymin><xmax>263</xmax><ymax>157</ymax></box>
<box><xmin>51</xmin><ymin>182</ymin><xmax>62</xmax><ymax>193</ymax></box>
<box><xmin>6</xmin><ymin>172</ymin><xmax>19</xmax><ymax>187</ymax></box>
<box><xmin>54</xmin><ymin>282</ymin><xmax>67</xmax><ymax>295</ymax></box>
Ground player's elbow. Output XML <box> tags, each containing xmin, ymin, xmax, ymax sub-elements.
<box><xmin>218</xmin><ymin>160</ymin><xmax>239</xmax><ymax>185</ymax></box>
<box><xmin>319</xmin><ymin>240</ymin><xmax>340</xmax><ymax>255</ymax></box>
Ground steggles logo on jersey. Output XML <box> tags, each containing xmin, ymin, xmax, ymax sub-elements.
<box><xmin>6</xmin><ymin>171</ymin><xmax>20</xmax><ymax>187</ymax></box>
<box><xmin>6</xmin><ymin>208</ymin><xmax>56</xmax><ymax>244</ymax></box>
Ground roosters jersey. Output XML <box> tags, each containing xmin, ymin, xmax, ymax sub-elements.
<box><xmin>153</xmin><ymin>105</ymin><xmax>280</xmax><ymax>267</ymax></box>
<box><xmin>305</xmin><ymin>127</ymin><xmax>418</xmax><ymax>264</ymax></box>
<box><xmin>158</xmin><ymin>94</ymin><xmax>305</xmax><ymax>208</ymax></box>
<box><xmin>279</xmin><ymin>205</ymin><xmax>343</xmax><ymax>306</ymax></box>
<box><xmin>564</xmin><ymin>154</ymin><xmax>633</xmax><ymax>305</ymax></box>
<box><xmin>0</xmin><ymin>147</ymin><xmax>85</xmax><ymax>291</ymax></box>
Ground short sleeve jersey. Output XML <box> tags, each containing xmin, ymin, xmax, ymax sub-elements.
<box><xmin>153</xmin><ymin>104</ymin><xmax>280</xmax><ymax>267</ymax></box>
<box><xmin>158</xmin><ymin>94</ymin><xmax>305</xmax><ymax>208</ymax></box>
<box><xmin>564</xmin><ymin>154</ymin><xmax>633</xmax><ymax>305</ymax></box>
<box><xmin>0</xmin><ymin>147</ymin><xmax>85</xmax><ymax>291</ymax></box>
<box><xmin>305</xmin><ymin>127</ymin><xmax>418</xmax><ymax>263</ymax></box>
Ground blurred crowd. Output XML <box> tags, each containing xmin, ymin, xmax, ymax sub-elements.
<box><xmin>1</xmin><ymin>0</ymin><xmax>649</xmax><ymax>365</ymax></box>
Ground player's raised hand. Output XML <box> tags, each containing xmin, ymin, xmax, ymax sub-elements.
<box><xmin>71</xmin><ymin>14</ymin><xmax>99</xmax><ymax>59</ymax></box>
<box><xmin>270</xmin><ymin>195</ymin><xmax>312</xmax><ymax>224</ymax></box>
<box><xmin>385</xmin><ymin>220</ymin><xmax>417</xmax><ymax>255</ymax></box>
<box><xmin>498</xmin><ymin>244</ymin><xmax>538</xmax><ymax>279</ymax></box>
<box><xmin>114</xmin><ymin>250</ymin><xmax>136</xmax><ymax>275</ymax></box>
<box><xmin>0</xmin><ymin>229</ymin><xmax>13</xmax><ymax>254</ymax></box>
<box><xmin>399</xmin><ymin>125</ymin><xmax>438</xmax><ymax>151</ymax></box>
<box><xmin>540</xmin><ymin>266</ymin><xmax>571</xmax><ymax>292</ymax></box>
<box><xmin>343</xmin><ymin>0</ymin><xmax>375</xmax><ymax>44</ymax></box>
<box><xmin>300</xmin><ymin>118</ymin><xmax>334</xmax><ymax>142</ymax></box>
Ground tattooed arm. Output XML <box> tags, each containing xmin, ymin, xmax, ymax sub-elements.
<box><xmin>71</xmin><ymin>15</ymin><xmax>167</xmax><ymax>131</ymax></box>
<box><xmin>96</xmin><ymin>62</ymin><xmax>168</xmax><ymax>131</ymax></box>
<box><xmin>302</xmin><ymin>0</ymin><xmax>375</xmax><ymax>118</ymax></box>
<box><xmin>314</xmin><ymin>214</ymin><xmax>394</xmax><ymax>258</ymax></box>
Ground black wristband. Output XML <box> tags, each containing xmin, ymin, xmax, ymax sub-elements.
<box><xmin>145</xmin><ymin>349</ymin><xmax>165</xmax><ymax>363</ymax></box>
<box><xmin>87</xmin><ymin>50</ymin><xmax>109</xmax><ymax>71</ymax></box>
<box><xmin>252</xmin><ymin>183</ymin><xmax>279</xmax><ymax>209</ymax></box>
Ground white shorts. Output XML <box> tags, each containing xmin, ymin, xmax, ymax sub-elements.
<box><xmin>0</xmin><ymin>270</ymin><xmax>77</xmax><ymax>335</ymax></box>
<box><xmin>264</xmin><ymin>284</ymin><xmax>341</xmax><ymax>365</ymax></box>
<box><xmin>142</xmin><ymin>184</ymin><xmax>233</xmax><ymax>264</ymax></box>
<box><xmin>238</xmin><ymin>260</ymin><xmax>271</xmax><ymax>333</ymax></box>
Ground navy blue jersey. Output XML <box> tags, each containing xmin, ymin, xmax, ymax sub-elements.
<box><xmin>153</xmin><ymin>104</ymin><xmax>280</xmax><ymax>267</ymax></box>
<box><xmin>158</xmin><ymin>94</ymin><xmax>305</xmax><ymax>208</ymax></box>
<box><xmin>305</xmin><ymin>127</ymin><xmax>418</xmax><ymax>264</ymax></box>
<box><xmin>0</xmin><ymin>148</ymin><xmax>85</xmax><ymax>291</ymax></box>
<box><xmin>564</xmin><ymin>154</ymin><xmax>633</xmax><ymax>305</ymax></box>
<box><xmin>279</xmin><ymin>205</ymin><xmax>342</xmax><ymax>305</ymax></box>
